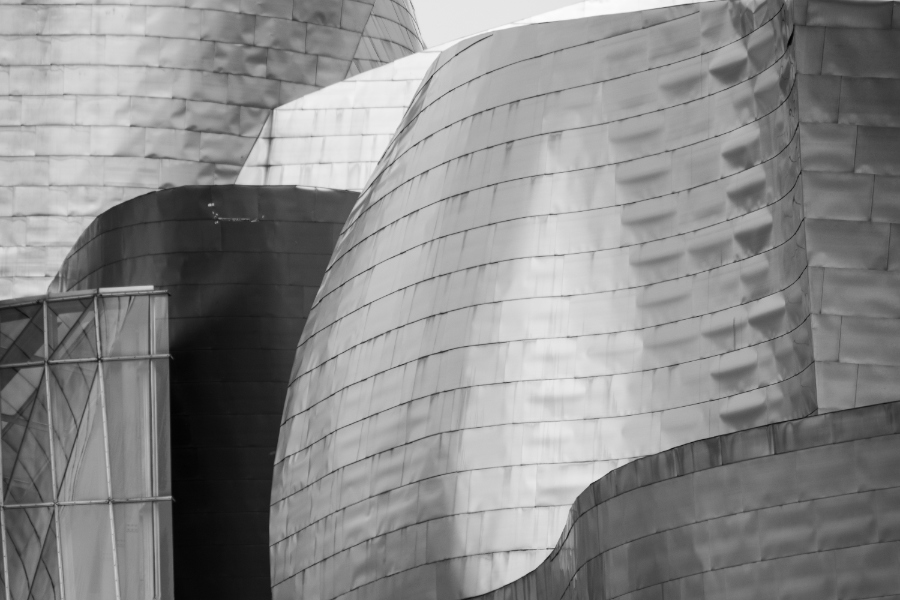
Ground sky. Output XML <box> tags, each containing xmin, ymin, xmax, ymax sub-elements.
<box><xmin>413</xmin><ymin>0</ymin><xmax>580</xmax><ymax>47</ymax></box>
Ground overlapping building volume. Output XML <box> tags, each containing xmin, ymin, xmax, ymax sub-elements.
<box><xmin>0</xmin><ymin>0</ymin><xmax>898</xmax><ymax>599</ymax></box>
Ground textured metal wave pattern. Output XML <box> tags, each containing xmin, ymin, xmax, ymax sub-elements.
<box><xmin>236</xmin><ymin>0</ymin><xmax>723</xmax><ymax>195</ymax></box>
<box><xmin>237</xmin><ymin>50</ymin><xmax>439</xmax><ymax>191</ymax></box>
<box><xmin>53</xmin><ymin>186</ymin><xmax>356</xmax><ymax>599</ymax></box>
<box><xmin>471</xmin><ymin>400</ymin><xmax>900</xmax><ymax>600</ymax></box>
<box><xmin>0</xmin><ymin>0</ymin><xmax>424</xmax><ymax>300</ymax></box>
<box><xmin>271</xmin><ymin>2</ymin><xmax>813</xmax><ymax>599</ymax></box>
<box><xmin>793</xmin><ymin>0</ymin><xmax>900</xmax><ymax>413</ymax></box>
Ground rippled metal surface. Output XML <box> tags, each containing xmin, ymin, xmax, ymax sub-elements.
<box><xmin>271</xmin><ymin>2</ymin><xmax>813</xmax><ymax>598</ymax></box>
<box><xmin>0</xmin><ymin>0</ymin><xmax>424</xmax><ymax>300</ymax></box>
<box><xmin>473</xmin><ymin>400</ymin><xmax>900</xmax><ymax>600</ymax></box>
<box><xmin>236</xmin><ymin>0</ymin><xmax>723</xmax><ymax>194</ymax></box>
<box><xmin>795</xmin><ymin>0</ymin><xmax>900</xmax><ymax>414</ymax></box>
<box><xmin>0</xmin><ymin>288</ymin><xmax>171</xmax><ymax>600</ymax></box>
<box><xmin>53</xmin><ymin>186</ymin><xmax>357</xmax><ymax>599</ymax></box>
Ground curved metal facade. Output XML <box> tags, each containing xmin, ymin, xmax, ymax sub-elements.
<box><xmin>236</xmin><ymin>0</ymin><xmax>723</xmax><ymax>194</ymax></box>
<box><xmin>271</xmin><ymin>2</ymin><xmax>813</xmax><ymax>598</ymax></box>
<box><xmin>473</xmin><ymin>400</ymin><xmax>900</xmax><ymax>600</ymax></box>
<box><xmin>0</xmin><ymin>0</ymin><xmax>424</xmax><ymax>299</ymax></box>
<box><xmin>54</xmin><ymin>186</ymin><xmax>356</xmax><ymax>599</ymax></box>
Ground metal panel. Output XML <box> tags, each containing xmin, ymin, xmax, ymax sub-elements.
<box><xmin>806</xmin><ymin>219</ymin><xmax>890</xmax><ymax>269</ymax></box>
<box><xmin>798</xmin><ymin>0</ymin><xmax>900</xmax><ymax>420</ymax></box>
<box><xmin>821</xmin><ymin>28</ymin><xmax>900</xmax><ymax>78</ymax></box>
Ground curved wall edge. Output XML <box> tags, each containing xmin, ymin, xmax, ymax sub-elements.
<box><xmin>469</xmin><ymin>399</ymin><xmax>900</xmax><ymax>600</ymax></box>
<box><xmin>55</xmin><ymin>185</ymin><xmax>357</xmax><ymax>599</ymax></box>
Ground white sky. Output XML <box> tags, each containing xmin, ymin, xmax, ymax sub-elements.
<box><xmin>413</xmin><ymin>0</ymin><xmax>580</xmax><ymax>46</ymax></box>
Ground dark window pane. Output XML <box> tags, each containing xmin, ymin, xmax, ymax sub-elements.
<box><xmin>0</xmin><ymin>305</ymin><xmax>45</xmax><ymax>365</ymax></box>
<box><xmin>1</xmin><ymin>368</ymin><xmax>53</xmax><ymax>505</ymax></box>
<box><xmin>5</xmin><ymin>506</ymin><xmax>58</xmax><ymax>600</ymax></box>
<box><xmin>50</xmin><ymin>363</ymin><xmax>107</xmax><ymax>502</ymax></box>
<box><xmin>47</xmin><ymin>299</ymin><xmax>97</xmax><ymax>361</ymax></box>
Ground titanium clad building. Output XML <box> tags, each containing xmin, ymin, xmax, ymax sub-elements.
<box><xmin>0</xmin><ymin>0</ymin><xmax>424</xmax><ymax>299</ymax></box>
<box><xmin>0</xmin><ymin>0</ymin><xmax>897</xmax><ymax>598</ymax></box>
<box><xmin>0</xmin><ymin>288</ymin><xmax>171</xmax><ymax>600</ymax></box>
<box><xmin>271</xmin><ymin>1</ymin><xmax>812</xmax><ymax>598</ymax></box>
<box><xmin>53</xmin><ymin>186</ymin><xmax>356</xmax><ymax>599</ymax></box>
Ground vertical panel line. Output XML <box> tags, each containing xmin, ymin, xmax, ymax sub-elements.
<box><xmin>0</xmin><ymin>307</ymin><xmax>9</xmax><ymax>600</ymax></box>
<box><xmin>43</xmin><ymin>301</ymin><xmax>66</xmax><ymax>600</ymax></box>
<box><xmin>149</xmin><ymin>299</ymin><xmax>161</xmax><ymax>599</ymax></box>
<box><xmin>94</xmin><ymin>295</ymin><xmax>122</xmax><ymax>600</ymax></box>
<box><xmin>0</xmin><ymin>506</ymin><xmax>10</xmax><ymax>600</ymax></box>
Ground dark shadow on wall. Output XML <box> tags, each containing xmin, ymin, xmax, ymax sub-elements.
<box><xmin>53</xmin><ymin>185</ymin><xmax>357</xmax><ymax>600</ymax></box>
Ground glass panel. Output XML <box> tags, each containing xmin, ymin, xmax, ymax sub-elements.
<box><xmin>0</xmin><ymin>305</ymin><xmax>44</xmax><ymax>365</ymax></box>
<box><xmin>156</xmin><ymin>501</ymin><xmax>173</xmax><ymax>600</ymax></box>
<box><xmin>1</xmin><ymin>368</ymin><xmax>53</xmax><ymax>505</ymax></box>
<box><xmin>151</xmin><ymin>296</ymin><xmax>168</xmax><ymax>356</ymax></box>
<box><xmin>47</xmin><ymin>299</ymin><xmax>97</xmax><ymax>361</ymax></box>
<box><xmin>59</xmin><ymin>505</ymin><xmax>116</xmax><ymax>600</ymax></box>
<box><xmin>104</xmin><ymin>360</ymin><xmax>152</xmax><ymax>498</ymax></box>
<box><xmin>5</xmin><ymin>507</ymin><xmax>59</xmax><ymax>600</ymax></box>
<box><xmin>50</xmin><ymin>364</ymin><xmax>107</xmax><ymax>502</ymax></box>
<box><xmin>100</xmin><ymin>296</ymin><xmax>149</xmax><ymax>358</ymax></box>
<box><xmin>113</xmin><ymin>503</ymin><xmax>155</xmax><ymax>600</ymax></box>
<box><xmin>152</xmin><ymin>359</ymin><xmax>170</xmax><ymax>497</ymax></box>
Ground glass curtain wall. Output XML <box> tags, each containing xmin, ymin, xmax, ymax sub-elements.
<box><xmin>0</xmin><ymin>289</ymin><xmax>172</xmax><ymax>600</ymax></box>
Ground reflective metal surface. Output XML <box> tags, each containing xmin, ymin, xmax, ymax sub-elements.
<box><xmin>236</xmin><ymin>0</ymin><xmax>723</xmax><ymax>193</ymax></box>
<box><xmin>795</xmin><ymin>0</ymin><xmax>900</xmax><ymax>414</ymax></box>
<box><xmin>53</xmin><ymin>186</ymin><xmax>356</xmax><ymax>599</ymax></box>
<box><xmin>271</xmin><ymin>2</ymin><xmax>812</xmax><ymax>598</ymax></box>
<box><xmin>473</xmin><ymin>400</ymin><xmax>900</xmax><ymax>600</ymax></box>
<box><xmin>0</xmin><ymin>0</ymin><xmax>424</xmax><ymax>299</ymax></box>
<box><xmin>237</xmin><ymin>51</ymin><xmax>439</xmax><ymax>191</ymax></box>
<box><xmin>0</xmin><ymin>288</ymin><xmax>171</xmax><ymax>600</ymax></box>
